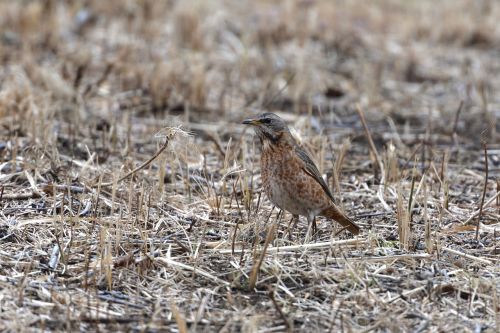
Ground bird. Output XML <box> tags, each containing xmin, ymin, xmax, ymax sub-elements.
<box><xmin>242</xmin><ymin>112</ymin><xmax>360</xmax><ymax>238</ymax></box>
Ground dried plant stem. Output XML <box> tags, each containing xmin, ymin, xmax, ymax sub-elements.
<box><xmin>424</xmin><ymin>181</ymin><xmax>431</xmax><ymax>253</ymax></box>
<box><xmin>269</xmin><ymin>289</ymin><xmax>292</xmax><ymax>332</ymax></box>
<box><xmin>355</xmin><ymin>105</ymin><xmax>382</xmax><ymax>174</ymax></box>
<box><xmin>355</xmin><ymin>104</ymin><xmax>390</xmax><ymax>211</ymax></box>
<box><xmin>438</xmin><ymin>150</ymin><xmax>448</xmax><ymax>193</ymax></box>
<box><xmin>387</xmin><ymin>286</ymin><xmax>426</xmax><ymax>303</ymax></box>
<box><xmin>497</xmin><ymin>180</ymin><xmax>500</xmax><ymax>214</ymax></box>
<box><xmin>98</xmin><ymin>136</ymin><xmax>171</xmax><ymax>188</ymax></box>
<box><xmin>171</xmin><ymin>303</ymin><xmax>189</xmax><ymax>333</ymax></box>
<box><xmin>396</xmin><ymin>183</ymin><xmax>409</xmax><ymax>250</ymax></box>
<box><xmin>463</xmin><ymin>189</ymin><xmax>500</xmax><ymax>225</ymax></box>
<box><xmin>441</xmin><ymin>247</ymin><xmax>492</xmax><ymax>265</ymax></box>
<box><xmin>0</xmin><ymin>192</ymin><xmax>41</xmax><ymax>200</ymax></box>
<box><xmin>475</xmin><ymin>142</ymin><xmax>488</xmax><ymax>240</ymax></box>
<box><xmin>407</xmin><ymin>166</ymin><xmax>417</xmax><ymax>221</ymax></box>
<box><xmin>451</xmin><ymin>101</ymin><xmax>464</xmax><ymax>137</ymax></box>
<box><xmin>249</xmin><ymin>223</ymin><xmax>276</xmax><ymax>289</ymax></box>
<box><xmin>331</xmin><ymin>139</ymin><xmax>350</xmax><ymax>200</ymax></box>
<box><xmin>494</xmin><ymin>285</ymin><xmax>499</xmax><ymax>332</ymax></box>
<box><xmin>325</xmin><ymin>253</ymin><xmax>431</xmax><ymax>263</ymax></box>
<box><xmin>215</xmin><ymin>238</ymin><xmax>365</xmax><ymax>255</ymax></box>
<box><xmin>155</xmin><ymin>257</ymin><xmax>230</xmax><ymax>287</ymax></box>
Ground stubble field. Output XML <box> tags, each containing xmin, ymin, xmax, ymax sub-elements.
<box><xmin>0</xmin><ymin>0</ymin><xmax>499</xmax><ymax>332</ymax></box>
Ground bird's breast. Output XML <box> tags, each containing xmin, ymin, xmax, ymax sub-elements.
<box><xmin>260</xmin><ymin>145</ymin><xmax>319</xmax><ymax>216</ymax></box>
<box><xmin>260</xmin><ymin>143</ymin><xmax>333</xmax><ymax>219</ymax></box>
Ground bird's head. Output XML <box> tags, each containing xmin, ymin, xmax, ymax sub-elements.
<box><xmin>242</xmin><ymin>113</ymin><xmax>291</xmax><ymax>144</ymax></box>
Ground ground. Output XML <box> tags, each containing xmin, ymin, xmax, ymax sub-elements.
<box><xmin>0</xmin><ymin>0</ymin><xmax>499</xmax><ymax>332</ymax></box>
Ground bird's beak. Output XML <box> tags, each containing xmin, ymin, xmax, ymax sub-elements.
<box><xmin>242</xmin><ymin>118</ymin><xmax>260</xmax><ymax>126</ymax></box>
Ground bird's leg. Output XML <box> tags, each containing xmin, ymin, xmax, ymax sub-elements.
<box><xmin>292</xmin><ymin>215</ymin><xmax>300</xmax><ymax>229</ymax></box>
<box><xmin>304</xmin><ymin>215</ymin><xmax>314</xmax><ymax>244</ymax></box>
<box><xmin>311</xmin><ymin>216</ymin><xmax>318</xmax><ymax>239</ymax></box>
<box><xmin>286</xmin><ymin>214</ymin><xmax>299</xmax><ymax>240</ymax></box>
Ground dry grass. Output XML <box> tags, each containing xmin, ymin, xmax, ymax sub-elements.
<box><xmin>0</xmin><ymin>0</ymin><xmax>499</xmax><ymax>332</ymax></box>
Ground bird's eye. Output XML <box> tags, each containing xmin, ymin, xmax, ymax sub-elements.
<box><xmin>260</xmin><ymin>118</ymin><xmax>270</xmax><ymax>124</ymax></box>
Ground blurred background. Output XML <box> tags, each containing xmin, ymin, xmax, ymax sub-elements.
<box><xmin>1</xmin><ymin>0</ymin><xmax>499</xmax><ymax>146</ymax></box>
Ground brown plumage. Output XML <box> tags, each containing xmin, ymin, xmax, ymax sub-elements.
<box><xmin>243</xmin><ymin>113</ymin><xmax>360</xmax><ymax>236</ymax></box>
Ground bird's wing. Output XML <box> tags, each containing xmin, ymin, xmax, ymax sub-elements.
<box><xmin>294</xmin><ymin>145</ymin><xmax>336</xmax><ymax>203</ymax></box>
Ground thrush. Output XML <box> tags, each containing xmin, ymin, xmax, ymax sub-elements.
<box><xmin>242</xmin><ymin>113</ymin><xmax>360</xmax><ymax>236</ymax></box>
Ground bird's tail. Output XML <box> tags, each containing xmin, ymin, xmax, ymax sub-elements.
<box><xmin>321</xmin><ymin>205</ymin><xmax>360</xmax><ymax>235</ymax></box>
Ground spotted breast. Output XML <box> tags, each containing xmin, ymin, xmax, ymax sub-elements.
<box><xmin>261</xmin><ymin>140</ymin><xmax>331</xmax><ymax>219</ymax></box>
